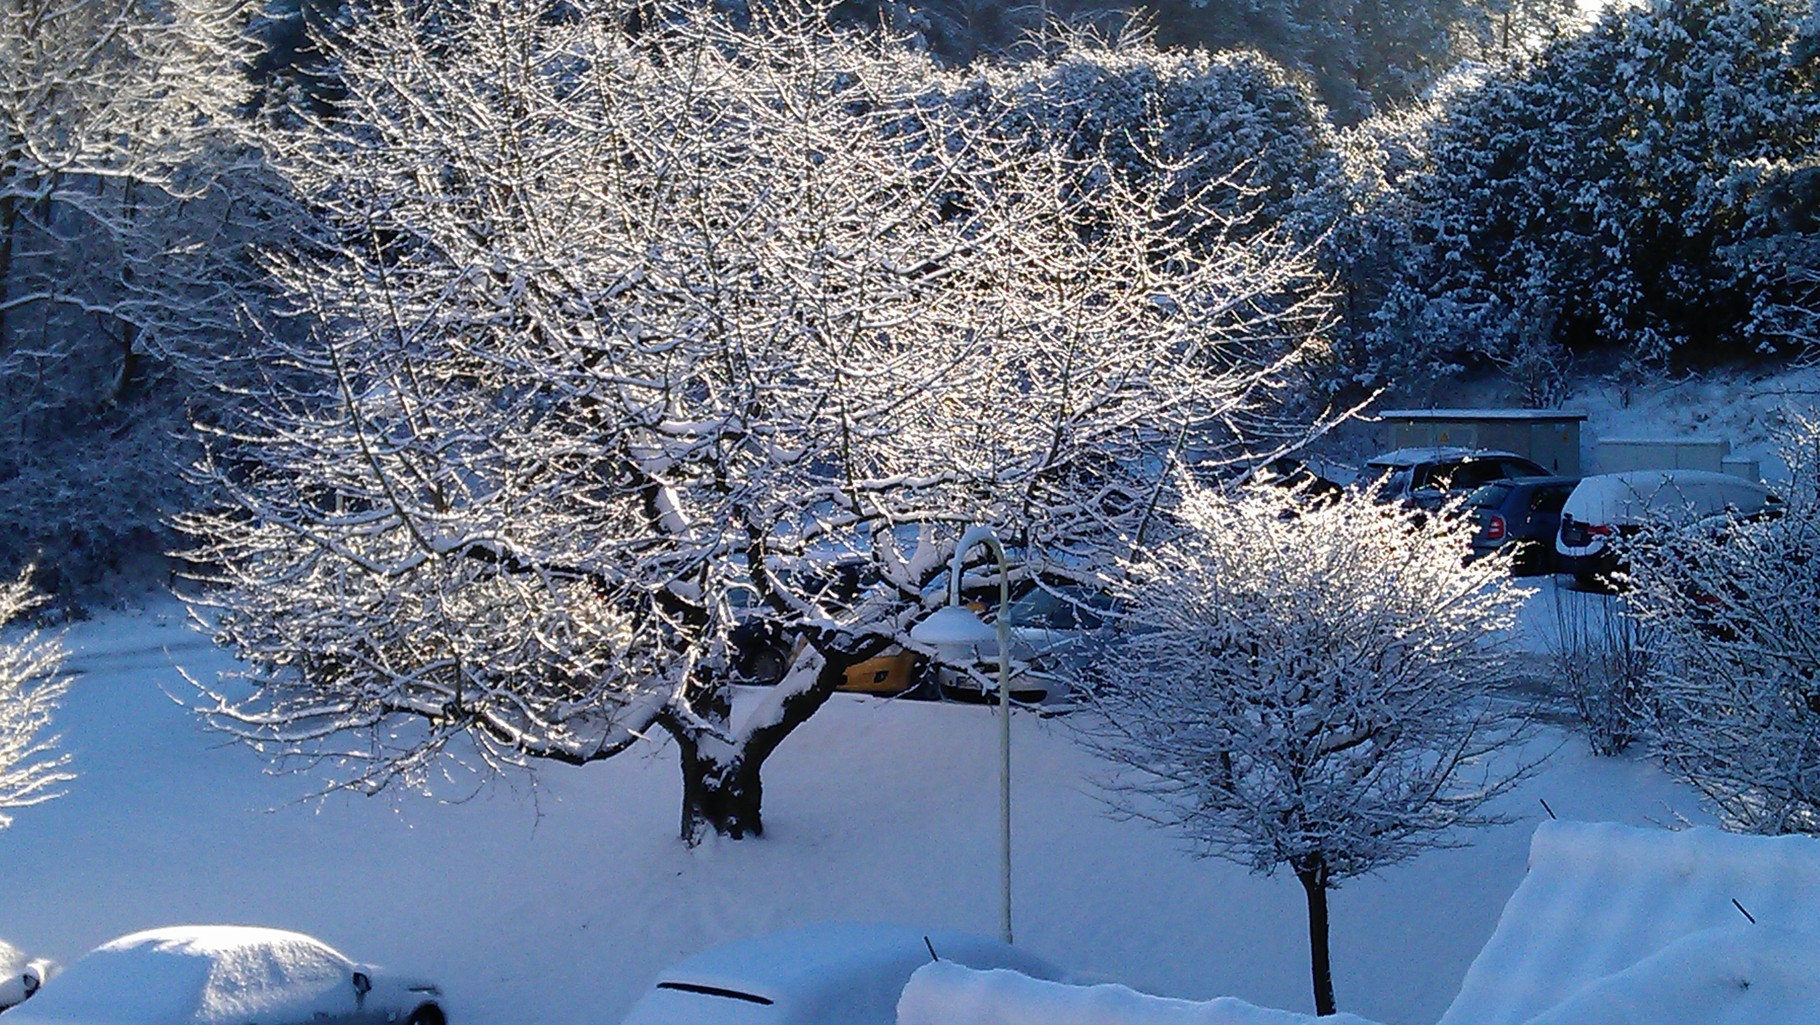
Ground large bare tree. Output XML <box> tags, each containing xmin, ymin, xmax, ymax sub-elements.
<box><xmin>181</xmin><ymin>0</ymin><xmax>1335</xmax><ymax>843</ymax></box>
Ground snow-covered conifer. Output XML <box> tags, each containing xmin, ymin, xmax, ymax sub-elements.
<box><xmin>1075</xmin><ymin>481</ymin><xmax>1535</xmax><ymax>1015</ymax></box>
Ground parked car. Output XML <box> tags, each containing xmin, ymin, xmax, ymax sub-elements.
<box><xmin>1465</xmin><ymin>475</ymin><xmax>1580</xmax><ymax>575</ymax></box>
<box><xmin>932</xmin><ymin>585</ymin><xmax>1115</xmax><ymax>706</ymax></box>
<box><xmin>0</xmin><ymin>939</ymin><xmax>52</xmax><ymax>1013</ymax></box>
<box><xmin>1362</xmin><ymin>447</ymin><xmax>1551</xmax><ymax>511</ymax></box>
<box><xmin>1555</xmin><ymin>469</ymin><xmax>1782</xmax><ymax>589</ymax></box>
<box><xmin>616</xmin><ymin>922</ymin><xmax>1060</xmax><ymax>1025</ymax></box>
<box><xmin>2</xmin><ymin>926</ymin><xmax>445</xmax><ymax>1025</ymax></box>
<box><xmin>727</xmin><ymin>561</ymin><xmax>904</xmax><ymax>692</ymax></box>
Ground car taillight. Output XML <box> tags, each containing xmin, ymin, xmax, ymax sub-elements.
<box><xmin>1587</xmin><ymin>523</ymin><xmax>1614</xmax><ymax>537</ymax></box>
<box><xmin>1484</xmin><ymin>514</ymin><xmax>1506</xmax><ymax>541</ymax></box>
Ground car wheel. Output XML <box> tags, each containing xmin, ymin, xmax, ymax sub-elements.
<box><xmin>406</xmin><ymin>1004</ymin><xmax>446</xmax><ymax>1025</ymax></box>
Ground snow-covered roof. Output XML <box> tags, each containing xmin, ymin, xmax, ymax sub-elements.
<box><xmin>1378</xmin><ymin>409</ymin><xmax>1588</xmax><ymax>422</ymax></box>
<box><xmin>1437</xmin><ymin>821</ymin><xmax>1820</xmax><ymax>1025</ymax></box>
<box><xmin>898</xmin><ymin>962</ymin><xmax>1387</xmax><ymax>1025</ymax></box>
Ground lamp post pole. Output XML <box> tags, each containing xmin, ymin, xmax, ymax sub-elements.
<box><xmin>911</xmin><ymin>524</ymin><xmax>1014</xmax><ymax>944</ymax></box>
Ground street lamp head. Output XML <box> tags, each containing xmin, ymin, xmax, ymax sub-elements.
<box><xmin>910</xmin><ymin>604</ymin><xmax>997</xmax><ymax>656</ymax></box>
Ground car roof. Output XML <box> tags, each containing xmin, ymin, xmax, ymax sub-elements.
<box><xmin>93</xmin><ymin>927</ymin><xmax>341</xmax><ymax>960</ymax></box>
<box><xmin>1365</xmin><ymin>447</ymin><xmax>1526</xmax><ymax>468</ymax></box>
<box><xmin>1496</xmin><ymin>475</ymin><xmax>1580</xmax><ymax>488</ymax></box>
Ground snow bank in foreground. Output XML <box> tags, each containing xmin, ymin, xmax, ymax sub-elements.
<box><xmin>1522</xmin><ymin>925</ymin><xmax>1820</xmax><ymax>1025</ymax></box>
<box><xmin>896</xmin><ymin>962</ymin><xmax>1386</xmax><ymax>1025</ymax></box>
<box><xmin>1439</xmin><ymin>821</ymin><xmax>1820</xmax><ymax>1025</ymax></box>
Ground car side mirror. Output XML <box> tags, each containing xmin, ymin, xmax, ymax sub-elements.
<box><xmin>21</xmin><ymin>969</ymin><xmax>40</xmax><ymax>997</ymax></box>
<box><xmin>352</xmin><ymin>972</ymin><xmax>372</xmax><ymax>997</ymax></box>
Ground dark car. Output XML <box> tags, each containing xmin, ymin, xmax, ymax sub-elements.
<box><xmin>1464</xmin><ymin>475</ymin><xmax>1580</xmax><ymax>575</ymax></box>
<box><xmin>1363</xmin><ymin>447</ymin><xmax>1553</xmax><ymax>511</ymax></box>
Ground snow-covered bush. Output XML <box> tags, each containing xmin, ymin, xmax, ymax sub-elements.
<box><xmin>1075</xmin><ymin>481</ymin><xmax>1535</xmax><ymax>1015</ymax></box>
<box><xmin>1626</xmin><ymin>415</ymin><xmax>1820</xmax><ymax>835</ymax></box>
<box><xmin>180</xmin><ymin>0</ymin><xmax>1335</xmax><ymax>843</ymax></box>
<box><xmin>1369</xmin><ymin>0</ymin><xmax>1820</xmax><ymax>383</ymax></box>
<box><xmin>0</xmin><ymin>573</ymin><xmax>72</xmax><ymax>828</ymax></box>
<box><xmin>1142</xmin><ymin>0</ymin><xmax>1581</xmax><ymax>121</ymax></box>
<box><xmin>1548</xmin><ymin>589</ymin><xmax>1656</xmax><ymax>756</ymax></box>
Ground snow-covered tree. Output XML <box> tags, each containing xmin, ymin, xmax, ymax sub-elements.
<box><xmin>0</xmin><ymin>573</ymin><xmax>71</xmax><ymax>828</ymax></box>
<box><xmin>1</xmin><ymin>0</ymin><xmax>283</xmax><ymax>596</ymax></box>
<box><xmin>1142</xmin><ymin>0</ymin><xmax>1580</xmax><ymax>121</ymax></box>
<box><xmin>1626</xmin><ymin>414</ymin><xmax>1820</xmax><ymax>835</ymax></box>
<box><xmin>1075</xmin><ymin>481</ymin><xmax>1534</xmax><ymax>1015</ymax></box>
<box><xmin>180</xmin><ymin>0</ymin><xmax>1335</xmax><ymax>843</ymax></box>
<box><xmin>1371</xmin><ymin>0</ymin><xmax>1820</xmax><ymax>383</ymax></box>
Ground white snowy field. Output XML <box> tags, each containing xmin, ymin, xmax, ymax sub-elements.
<box><xmin>0</xmin><ymin>590</ymin><xmax>1714</xmax><ymax>1025</ymax></box>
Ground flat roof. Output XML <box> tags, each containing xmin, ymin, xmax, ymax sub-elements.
<box><xmin>1379</xmin><ymin>408</ymin><xmax>1588</xmax><ymax>421</ymax></box>
<box><xmin>1599</xmin><ymin>436</ymin><xmax>1729</xmax><ymax>445</ymax></box>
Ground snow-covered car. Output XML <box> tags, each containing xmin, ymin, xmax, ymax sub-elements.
<box><xmin>1362</xmin><ymin>447</ymin><xmax>1551</xmax><ymax>511</ymax></box>
<box><xmin>1555</xmin><ymin>469</ymin><xmax>1782</xmax><ymax>588</ymax></box>
<box><xmin>1</xmin><ymin>926</ymin><xmax>444</xmax><ymax>1025</ymax></box>
<box><xmin>0</xmin><ymin>938</ymin><xmax>53</xmax><ymax>1013</ymax></box>
<box><xmin>616</xmin><ymin>922</ymin><xmax>1060</xmax><ymax>1025</ymax></box>
<box><xmin>933</xmin><ymin>585</ymin><xmax>1115</xmax><ymax>706</ymax></box>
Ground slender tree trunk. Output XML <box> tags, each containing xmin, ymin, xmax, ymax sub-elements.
<box><xmin>1297</xmin><ymin>858</ymin><xmax>1337</xmax><ymax>1016</ymax></box>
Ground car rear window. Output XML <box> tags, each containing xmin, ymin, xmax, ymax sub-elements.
<box><xmin>1467</xmin><ymin>483</ymin><xmax>1514</xmax><ymax>509</ymax></box>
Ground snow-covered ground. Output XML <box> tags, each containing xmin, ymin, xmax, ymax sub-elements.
<box><xmin>0</xmin><ymin>589</ymin><xmax>1718</xmax><ymax>1025</ymax></box>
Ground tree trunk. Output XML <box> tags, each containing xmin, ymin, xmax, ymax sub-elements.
<box><xmin>675</xmin><ymin>741</ymin><xmax>765</xmax><ymax>845</ymax></box>
<box><xmin>1297</xmin><ymin>858</ymin><xmax>1337</xmax><ymax>1016</ymax></box>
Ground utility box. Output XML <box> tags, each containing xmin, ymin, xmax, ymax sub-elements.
<box><xmin>1597</xmin><ymin>437</ymin><xmax>1731</xmax><ymax>474</ymax></box>
<box><xmin>1379</xmin><ymin>409</ymin><xmax>1588</xmax><ymax>476</ymax></box>
<box><xmin>1721</xmin><ymin>455</ymin><xmax>1762</xmax><ymax>482</ymax></box>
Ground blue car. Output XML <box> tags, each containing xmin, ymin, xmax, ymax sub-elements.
<box><xmin>1465</xmin><ymin>475</ymin><xmax>1580</xmax><ymax>575</ymax></box>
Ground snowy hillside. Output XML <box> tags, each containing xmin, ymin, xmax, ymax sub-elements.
<box><xmin>0</xmin><ymin>594</ymin><xmax>1717</xmax><ymax>1025</ymax></box>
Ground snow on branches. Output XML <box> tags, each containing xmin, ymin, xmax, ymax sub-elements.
<box><xmin>0</xmin><ymin>573</ymin><xmax>71</xmax><ymax>828</ymax></box>
<box><xmin>1075</xmin><ymin>480</ymin><xmax>1534</xmax><ymax>1014</ymax></box>
<box><xmin>180</xmin><ymin>0</ymin><xmax>1335</xmax><ymax>841</ymax></box>
<box><xmin>1626</xmin><ymin>414</ymin><xmax>1820</xmax><ymax>835</ymax></box>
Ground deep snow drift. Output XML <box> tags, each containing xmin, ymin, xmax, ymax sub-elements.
<box><xmin>0</xmin><ymin>594</ymin><xmax>1719</xmax><ymax>1025</ymax></box>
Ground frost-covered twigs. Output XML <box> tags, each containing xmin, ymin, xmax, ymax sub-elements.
<box><xmin>1548</xmin><ymin>588</ymin><xmax>1656</xmax><ymax>756</ymax></box>
<box><xmin>0</xmin><ymin>572</ymin><xmax>72</xmax><ymax>827</ymax></box>
<box><xmin>1074</xmin><ymin>481</ymin><xmax>1536</xmax><ymax>1015</ymax></box>
<box><xmin>1626</xmin><ymin>414</ymin><xmax>1820</xmax><ymax>835</ymax></box>
<box><xmin>182</xmin><ymin>0</ymin><xmax>1337</xmax><ymax>843</ymax></box>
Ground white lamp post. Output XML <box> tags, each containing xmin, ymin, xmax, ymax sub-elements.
<box><xmin>909</xmin><ymin>525</ymin><xmax>1014</xmax><ymax>945</ymax></box>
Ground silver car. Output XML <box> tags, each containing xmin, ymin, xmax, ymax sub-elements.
<box><xmin>2</xmin><ymin>926</ymin><xmax>444</xmax><ymax>1025</ymax></box>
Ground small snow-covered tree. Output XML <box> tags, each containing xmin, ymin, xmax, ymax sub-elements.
<box><xmin>182</xmin><ymin>0</ymin><xmax>1335</xmax><ymax>844</ymax></box>
<box><xmin>1626</xmin><ymin>414</ymin><xmax>1820</xmax><ymax>835</ymax></box>
<box><xmin>0</xmin><ymin>573</ymin><xmax>71</xmax><ymax>827</ymax></box>
<box><xmin>1076</xmin><ymin>481</ymin><xmax>1534</xmax><ymax>1016</ymax></box>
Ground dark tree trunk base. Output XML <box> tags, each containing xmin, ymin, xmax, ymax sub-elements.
<box><xmin>677</xmin><ymin>745</ymin><xmax>766</xmax><ymax>845</ymax></box>
<box><xmin>1298</xmin><ymin>860</ymin><xmax>1337</xmax><ymax>1016</ymax></box>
